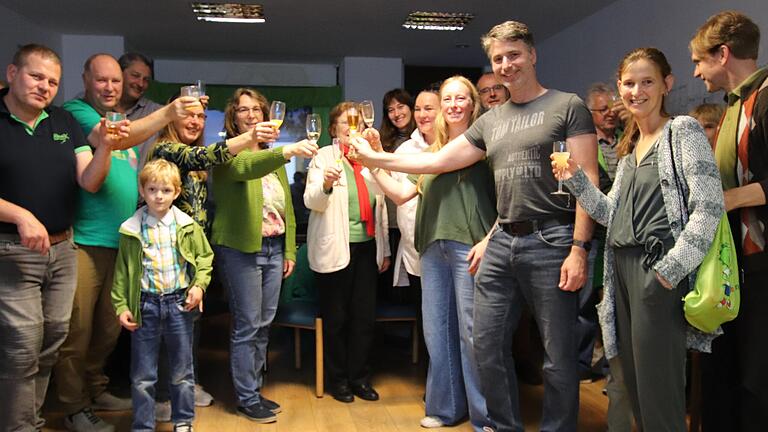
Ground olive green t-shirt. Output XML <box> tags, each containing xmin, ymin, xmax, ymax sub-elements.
<box><xmin>411</xmin><ymin>160</ymin><xmax>497</xmax><ymax>254</ymax></box>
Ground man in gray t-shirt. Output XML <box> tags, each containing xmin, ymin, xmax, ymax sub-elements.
<box><xmin>353</xmin><ymin>20</ymin><xmax>598</xmax><ymax>432</ymax></box>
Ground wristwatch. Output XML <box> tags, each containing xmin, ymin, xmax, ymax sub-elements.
<box><xmin>572</xmin><ymin>239</ymin><xmax>591</xmax><ymax>251</ymax></box>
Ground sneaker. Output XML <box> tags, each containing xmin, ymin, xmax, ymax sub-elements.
<box><xmin>156</xmin><ymin>401</ymin><xmax>172</xmax><ymax>423</ymax></box>
<box><xmin>91</xmin><ymin>391</ymin><xmax>132</xmax><ymax>411</ymax></box>
<box><xmin>64</xmin><ymin>408</ymin><xmax>115</xmax><ymax>432</ymax></box>
<box><xmin>173</xmin><ymin>422</ymin><xmax>194</xmax><ymax>432</ymax></box>
<box><xmin>194</xmin><ymin>384</ymin><xmax>214</xmax><ymax>407</ymax></box>
<box><xmin>420</xmin><ymin>416</ymin><xmax>444</xmax><ymax>428</ymax></box>
<box><xmin>237</xmin><ymin>403</ymin><xmax>277</xmax><ymax>423</ymax></box>
<box><xmin>260</xmin><ymin>396</ymin><xmax>282</xmax><ymax>414</ymax></box>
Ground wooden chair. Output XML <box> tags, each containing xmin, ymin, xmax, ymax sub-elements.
<box><xmin>375</xmin><ymin>301</ymin><xmax>420</xmax><ymax>364</ymax></box>
<box><xmin>273</xmin><ymin>300</ymin><xmax>324</xmax><ymax>397</ymax></box>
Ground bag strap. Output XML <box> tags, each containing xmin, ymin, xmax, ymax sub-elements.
<box><xmin>666</xmin><ymin>119</ymin><xmax>689</xmax><ymax>224</ymax></box>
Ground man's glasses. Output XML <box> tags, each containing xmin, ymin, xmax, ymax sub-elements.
<box><xmin>479</xmin><ymin>84</ymin><xmax>505</xmax><ymax>95</ymax></box>
<box><xmin>589</xmin><ymin>107</ymin><xmax>612</xmax><ymax>115</ymax></box>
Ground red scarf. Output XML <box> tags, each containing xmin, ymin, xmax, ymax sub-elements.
<box><xmin>341</xmin><ymin>143</ymin><xmax>375</xmax><ymax>237</ymax></box>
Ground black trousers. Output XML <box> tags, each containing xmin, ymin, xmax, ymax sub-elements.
<box><xmin>701</xmin><ymin>268</ymin><xmax>768</xmax><ymax>432</ymax></box>
<box><xmin>315</xmin><ymin>240</ymin><xmax>378</xmax><ymax>387</ymax></box>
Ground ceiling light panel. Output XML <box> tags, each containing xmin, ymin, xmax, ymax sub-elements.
<box><xmin>402</xmin><ymin>11</ymin><xmax>474</xmax><ymax>31</ymax></box>
<box><xmin>191</xmin><ymin>2</ymin><xmax>265</xmax><ymax>23</ymax></box>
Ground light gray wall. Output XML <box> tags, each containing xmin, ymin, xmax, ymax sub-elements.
<box><xmin>341</xmin><ymin>57</ymin><xmax>403</xmax><ymax>128</ymax></box>
<box><xmin>535</xmin><ymin>0</ymin><xmax>768</xmax><ymax>113</ymax></box>
<box><xmin>154</xmin><ymin>59</ymin><xmax>338</xmax><ymax>87</ymax></box>
<box><xmin>60</xmin><ymin>35</ymin><xmax>125</xmax><ymax>101</ymax></box>
<box><xmin>0</xmin><ymin>3</ymin><xmax>62</xmax><ymax>99</ymax></box>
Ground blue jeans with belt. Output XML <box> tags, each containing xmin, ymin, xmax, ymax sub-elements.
<box><xmin>214</xmin><ymin>237</ymin><xmax>284</xmax><ymax>408</ymax></box>
<box><xmin>473</xmin><ymin>224</ymin><xmax>579</xmax><ymax>432</ymax></box>
<box><xmin>0</xmin><ymin>234</ymin><xmax>77</xmax><ymax>431</ymax></box>
<box><xmin>131</xmin><ymin>291</ymin><xmax>196</xmax><ymax>431</ymax></box>
<box><xmin>421</xmin><ymin>240</ymin><xmax>492</xmax><ymax>431</ymax></box>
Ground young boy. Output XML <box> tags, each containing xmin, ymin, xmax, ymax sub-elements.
<box><xmin>111</xmin><ymin>159</ymin><xmax>213</xmax><ymax>432</ymax></box>
<box><xmin>689</xmin><ymin>103</ymin><xmax>725</xmax><ymax>147</ymax></box>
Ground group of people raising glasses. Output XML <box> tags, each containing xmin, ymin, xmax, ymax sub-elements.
<box><xmin>2</xmin><ymin>9</ymin><xmax>766</xmax><ymax>432</ymax></box>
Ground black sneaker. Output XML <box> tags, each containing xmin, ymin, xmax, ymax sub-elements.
<box><xmin>237</xmin><ymin>404</ymin><xmax>277</xmax><ymax>423</ymax></box>
<box><xmin>260</xmin><ymin>396</ymin><xmax>282</xmax><ymax>414</ymax></box>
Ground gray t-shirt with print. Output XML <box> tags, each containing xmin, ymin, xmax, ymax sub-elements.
<box><xmin>464</xmin><ymin>89</ymin><xmax>595</xmax><ymax>224</ymax></box>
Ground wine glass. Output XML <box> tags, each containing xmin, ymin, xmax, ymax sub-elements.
<box><xmin>332</xmin><ymin>138</ymin><xmax>344</xmax><ymax>186</ymax></box>
<box><xmin>360</xmin><ymin>100</ymin><xmax>375</xmax><ymax>128</ymax></box>
<box><xmin>551</xmin><ymin>141</ymin><xmax>570</xmax><ymax>195</ymax></box>
<box><xmin>306</xmin><ymin>113</ymin><xmax>322</xmax><ymax>145</ymax></box>
<box><xmin>346</xmin><ymin>105</ymin><xmax>360</xmax><ymax>136</ymax></box>
<box><xmin>269</xmin><ymin>101</ymin><xmax>286</xmax><ymax>130</ymax></box>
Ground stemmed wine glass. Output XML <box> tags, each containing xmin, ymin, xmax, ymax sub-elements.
<box><xmin>551</xmin><ymin>140</ymin><xmax>571</xmax><ymax>195</ymax></box>
<box><xmin>360</xmin><ymin>100</ymin><xmax>375</xmax><ymax>128</ymax></box>
<box><xmin>269</xmin><ymin>101</ymin><xmax>286</xmax><ymax>130</ymax></box>
<box><xmin>306</xmin><ymin>113</ymin><xmax>322</xmax><ymax>145</ymax></box>
<box><xmin>332</xmin><ymin>138</ymin><xmax>344</xmax><ymax>186</ymax></box>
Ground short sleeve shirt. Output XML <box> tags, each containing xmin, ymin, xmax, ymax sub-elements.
<box><xmin>0</xmin><ymin>89</ymin><xmax>89</xmax><ymax>234</ymax></box>
<box><xmin>464</xmin><ymin>90</ymin><xmax>595</xmax><ymax>223</ymax></box>
<box><xmin>63</xmin><ymin>98</ymin><xmax>140</xmax><ymax>248</ymax></box>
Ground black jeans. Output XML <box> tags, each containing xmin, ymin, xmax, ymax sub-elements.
<box><xmin>315</xmin><ymin>240</ymin><xmax>378</xmax><ymax>387</ymax></box>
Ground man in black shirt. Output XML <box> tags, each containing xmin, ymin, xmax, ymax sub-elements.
<box><xmin>0</xmin><ymin>44</ymin><xmax>115</xmax><ymax>431</ymax></box>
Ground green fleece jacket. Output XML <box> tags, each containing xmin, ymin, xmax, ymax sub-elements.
<box><xmin>111</xmin><ymin>206</ymin><xmax>214</xmax><ymax>327</ymax></box>
<box><xmin>211</xmin><ymin>147</ymin><xmax>296</xmax><ymax>261</ymax></box>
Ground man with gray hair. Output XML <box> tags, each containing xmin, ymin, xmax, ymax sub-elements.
<box><xmin>351</xmin><ymin>20</ymin><xmax>598</xmax><ymax>431</ymax></box>
<box><xmin>477</xmin><ymin>72</ymin><xmax>510</xmax><ymax>110</ymax></box>
<box><xmin>117</xmin><ymin>52</ymin><xmax>162</xmax><ymax>170</ymax></box>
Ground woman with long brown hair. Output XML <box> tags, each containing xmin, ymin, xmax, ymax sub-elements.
<box><xmin>554</xmin><ymin>48</ymin><xmax>724</xmax><ymax>430</ymax></box>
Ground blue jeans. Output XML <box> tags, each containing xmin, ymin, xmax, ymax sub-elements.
<box><xmin>474</xmin><ymin>225</ymin><xmax>579</xmax><ymax>432</ymax></box>
<box><xmin>0</xmin><ymin>235</ymin><xmax>77</xmax><ymax>431</ymax></box>
<box><xmin>131</xmin><ymin>291</ymin><xmax>195</xmax><ymax>431</ymax></box>
<box><xmin>215</xmin><ymin>237</ymin><xmax>283</xmax><ymax>407</ymax></box>
<box><xmin>421</xmin><ymin>240</ymin><xmax>491</xmax><ymax>431</ymax></box>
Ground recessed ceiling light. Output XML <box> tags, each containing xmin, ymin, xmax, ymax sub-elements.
<box><xmin>402</xmin><ymin>11</ymin><xmax>474</xmax><ymax>31</ymax></box>
<box><xmin>191</xmin><ymin>2</ymin><xmax>265</xmax><ymax>23</ymax></box>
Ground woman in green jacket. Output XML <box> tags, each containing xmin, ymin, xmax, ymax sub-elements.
<box><xmin>211</xmin><ymin>88</ymin><xmax>317</xmax><ymax>423</ymax></box>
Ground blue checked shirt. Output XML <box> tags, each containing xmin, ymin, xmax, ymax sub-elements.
<box><xmin>140</xmin><ymin>208</ymin><xmax>190</xmax><ymax>294</ymax></box>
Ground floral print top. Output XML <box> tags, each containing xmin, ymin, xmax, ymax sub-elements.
<box><xmin>148</xmin><ymin>141</ymin><xmax>233</xmax><ymax>235</ymax></box>
<box><xmin>261</xmin><ymin>172</ymin><xmax>286</xmax><ymax>237</ymax></box>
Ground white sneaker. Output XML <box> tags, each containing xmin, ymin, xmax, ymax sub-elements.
<box><xmin>64</xmin><ymin>408</ymin><xmax>115</xmax><ymax>432</ymax></box>
<box><xmin>194</xmin><ymin>384</ymin><xmax>214</xmax><ymax>407</ymax></box>
<box><xmin>420</xmin><ymin>416</ymin><xmax>444</xmax><ymax>428</ymax></box>
<box><xmin>156</xmin><ymin>401</ymin><xmax>172</xmax><ymax>423</ymax></box>
<box><xmin>91</xmin><ymin>391</ymin><xmax>132</xmax><ymax>411</ymax></box>
<box><xmin>173</xmin><ymin>422</ymin><xmax>194</xmax><ymax>432</ymax></box>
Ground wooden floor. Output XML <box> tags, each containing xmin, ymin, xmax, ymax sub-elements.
<box><xmin>42</xmin><ymin>313</ymin><xmax>609</xmax><ymax>431</ymax></box>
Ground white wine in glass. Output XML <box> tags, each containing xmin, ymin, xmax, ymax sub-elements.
<box><xmin>360</xmin><ymin>100</ymin><xmax>374</xmax><ymax>128</ymax></box>
<box><xmin>270</xmin><ymin>100</ymin><xmax>286</xmax><ymax>130</ymax></box>
<box><xmin>332</xmin><ymin>138</ymin><xmax>344</xmax><ymax>186</ymax></box>
<box><xmin>347</xmin><ymin>106</ymin><xmax>361</xmax><ymax>135</ymax></box>
<box><xmin>552</xmin><ymin>140</ymin><xmax>570</xmax><ymax>195</ymax></box>
<box><xmin>306</xmin><ymin>113</ymin><xmax>322</xmax><ymax>145</ymax></box>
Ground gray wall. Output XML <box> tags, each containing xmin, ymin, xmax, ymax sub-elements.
<box><xmin>535</xmin><ymin>0</ymin><xmax>768</xmax><ymax>114</ymax></box>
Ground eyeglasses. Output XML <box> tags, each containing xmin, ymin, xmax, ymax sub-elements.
<box><xmin>479</xmin><ymin>84</ymin><xmax>505</xmax><ymax>95</ymax></box>
<box><xmin>235</xmin><ymin>107</ymin><xmax>263</xmax><ymax>116</ymax></box>
<box><xmin>589</xmin><ymin>106</ymin><xmax>612</xmax><ymax>115</ymax></box>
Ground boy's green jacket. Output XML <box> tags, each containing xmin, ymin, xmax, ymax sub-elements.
<box><xmin>111</xmin><ymin>206</ymin><xmax>213</xmax><ymax>327</ymax></box>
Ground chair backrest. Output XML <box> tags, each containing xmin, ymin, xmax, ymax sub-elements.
<box><xmin>280</xmin><ymin>243</ymin><xmax>317</xmax><ymax>305</ymax></box>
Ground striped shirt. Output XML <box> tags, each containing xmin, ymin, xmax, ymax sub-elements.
<box><xmin>140</xmin><ymin>208</ymin><xmax>190</xmax><ymax>294</ymax></box>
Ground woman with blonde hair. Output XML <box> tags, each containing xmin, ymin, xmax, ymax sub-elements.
<box><xmin>366</xmin><ymin>76</ymin><xmax>495</xmax><ymax>430</ymax></box>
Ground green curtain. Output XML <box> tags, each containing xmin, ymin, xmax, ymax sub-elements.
<box><xmin>144</xmin><ymin>81</ymin><xmax>341</xmax><ymax>146</ymax></box>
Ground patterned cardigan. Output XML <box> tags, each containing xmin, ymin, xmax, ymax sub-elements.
<box><xmin>565</xmin><ymin>116</ymin><xmax>725</xmax><ymax>359</ymax></box>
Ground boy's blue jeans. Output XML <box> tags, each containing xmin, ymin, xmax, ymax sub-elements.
<box><xmin>131</xmin><ymin>291</ymin><xmax>195</xmax><ymax>431</ymax></box>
